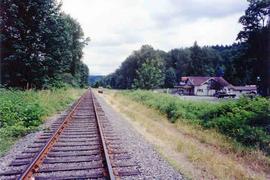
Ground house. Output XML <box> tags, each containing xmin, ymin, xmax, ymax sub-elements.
<box><xmin>228</xmin><ymin>85</ymin><xmax>257</xmax><ymax>96</ymax></box>
<box><xmin>175</xmin><ymin>76</ymin><xmax>231</xmax><ymax>96</ymax></box>
<box><xmin>175</xmin><ymin>76</ymin><xmax>257</xmax><ymax>96</ymax></box>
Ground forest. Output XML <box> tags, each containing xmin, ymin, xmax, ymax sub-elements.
<box><xmin>0</xmin><ymin>0</ymin><xmax>89</xmax><ymax>89</ymax></box>
<box><xmin>99</xmin><ymin>0</ymin><xmax>270</xmax><ymax>96</ymax></box>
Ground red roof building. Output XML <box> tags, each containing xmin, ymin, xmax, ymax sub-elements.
<box><xmin>175</xmin><ymin>76</ymin><xmax>257</xmax><ymax>96</ymax></box>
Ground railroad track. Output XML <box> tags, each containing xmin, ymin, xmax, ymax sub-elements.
<box><xmin>0</xmin><ymin>90</ymin><xmax>140</xmax><ymax>180</ymax></box>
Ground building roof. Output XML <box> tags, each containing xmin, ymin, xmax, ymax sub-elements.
<box><xmin>181</xmin><ymin>76</ymin><xmax>230</xmax><ymax>87</ymax></box>
<box><xmin>215</xmin><ymin>77</ymin><xmax>231</xmax><ymax>87</ymax></box>
<box><xmin>228</xmin><ymin>85</ymin><xmax>257</xmax><ymax>91</ymax></box>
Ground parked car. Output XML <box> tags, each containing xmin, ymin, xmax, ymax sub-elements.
<box><xmin>243</xmin><ymin>91</ymin><xmax>257</xmax><ymax>98</ymax></box>
<box><xmin>177</xmin><ymin>90</ymin><xmax>184</xmax><ymax>95</ymax></box>
<box><xmin>214</xmin><ymin>91</ymin><xmax>236</xmax><ymax>98</ymax></box>
<box><xmin>98</xmin><ymin>87</ymin><xmax>103</xmax><ymax>94</ymax></box>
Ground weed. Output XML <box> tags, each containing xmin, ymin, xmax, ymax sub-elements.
<box><xmin>0</xmin><ymin>88</ymin><xmax>85</xmax><ymax>155</ymax></box>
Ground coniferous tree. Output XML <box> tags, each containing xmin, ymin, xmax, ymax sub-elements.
<box><xmin>237</xmin><ymin>0</ymin><xmax>270</xmax><ymax>96</ymax></box>
<box><xmin>164</xmin><ymin>67</ymin><xmax>177</xmax><ymax>88</ymax></box>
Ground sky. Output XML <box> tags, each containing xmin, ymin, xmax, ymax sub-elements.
<box><xmin>61</xmin><ymin>0</ymin><xmax>249</xmax><ymax>75</ymax></box>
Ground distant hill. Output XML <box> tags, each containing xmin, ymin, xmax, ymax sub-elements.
<box><xmin>88</xmin><ymin>75</ymin><xmax>104</xmax><ymax>85</ymax></box>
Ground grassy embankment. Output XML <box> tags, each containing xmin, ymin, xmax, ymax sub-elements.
<box><xmin>100</xmin><ymin>90</ymin><xmax>270</xmax><ymax>179</ymax></box>
<box><xmin>0</xmin><ymin>88</ymin><xmax>85</xmax><ymax>156</ymax></box>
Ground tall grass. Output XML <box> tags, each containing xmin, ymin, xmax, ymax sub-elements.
<box><xmin>122</xmin><ymin>90</ymin><xmax>270</xmax><ymax>154</ymax></box>
<box><xmin>0</xmin><ymin>88</ymin><xmax>85</xmax><ymax>155</ymax></box>
<box><xmin>104</xmin><ymin>90</ymin><xmax>270</xmax><ymax>179</ymax></box>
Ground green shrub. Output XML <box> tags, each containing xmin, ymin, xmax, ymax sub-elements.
<box><xmin>1</xmin><ymin>123</ymin><xmax>29</xmax><ymax>137</ymax></box>
<box><xmin>122</xmin><ymin>90</ymin><xmax>270</xmax><ymax>153</ymax></box>
<box><xmin>0</xmin><ymin>90</ymin><xmax>44</xmax><ymax>137</ymax></box>
<box><xmin>0</xmin><ymin>88</ymin><xmax>85</xmax><ymax>155</ymax></box>
<box><xmin>0</xmin><ymin>88</ymin><xmax>82</xmax><ymax>138</ymax></box>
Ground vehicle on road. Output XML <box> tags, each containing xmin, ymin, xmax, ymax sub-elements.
<box><xmin>213</xmin><ymin>91</ymin><xmax>236</xmax><ymax>98</ymax></box>
<box><xmin>243</xmin><ymin>91</ymin><xmax>257</xmax><ymax>98</ymax></box>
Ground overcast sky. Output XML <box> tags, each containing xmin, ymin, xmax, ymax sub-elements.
<box><xmin>61</xmin><ymin>0</ymin><xmax>248</xmax><ymax>75</ymax></box>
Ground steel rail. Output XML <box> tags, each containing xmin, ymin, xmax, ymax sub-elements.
<box><xmin>18</xmin><ymin>90</ymin><xmax>88</xmax><ymax>180</ymax></box>
<box><xmin>91</xmin><ymin>90</ymin><xmax>116</xmax><ymax>180</ymax></box>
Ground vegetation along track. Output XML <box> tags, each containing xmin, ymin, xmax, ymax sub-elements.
<box><xmin>0</xmin><ymin>90</ymin><xmax>140</xmax><ymax>180</ymax></box>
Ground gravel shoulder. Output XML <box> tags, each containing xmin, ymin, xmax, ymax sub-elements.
<box><xmin>95</xmin><ymin>92</ymin><xmax>183</xmax><ymax>179</ymax></box>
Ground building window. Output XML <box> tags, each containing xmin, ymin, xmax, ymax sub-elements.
<box><xmin>197</xmin><ymin>89</ymin><xmax>203</xmax><ymax>92</ymax></box>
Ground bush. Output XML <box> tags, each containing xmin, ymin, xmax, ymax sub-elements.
<box><xmin>0</xmin><ymin>88</ymin><xmax>82</xmax><ymax>138</ymax></box>
<box><xmin>122</xmin><ymin>90</ymin><xmax>270</xmax><ymax>153</ymax></box>
<box><xmin>0</xmin><ymin>90</ymin><xmax>44</xmax><ymax>137</ymax></box>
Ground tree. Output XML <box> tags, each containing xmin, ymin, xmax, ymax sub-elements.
<box><xmin>79</xmin><ymin>63</ymin><xmax>89</xmax><ymax>87</ymax></box>
<box><xmin>167</xmin><ymin>48</ymin><xmax>192</xmax><ymax>79</ymax></box>
<box><xmin>101</xmin><ymin>45</ymin><xmax>166</xmax><ymax>89</ymax></box>
<box><xmin>166</xmin><ymin>42</ymin><xmax>222</xmax><ymax>79</ymax></box>
<box><xmin>188</xmin><ymin>42</ymin><xmax>222</xmax><ymax>76</ymax></box>
<box><xmin>164</xmin><ymin>68</ymin><xmax>176</xmax><ymax>88</ymax></box>
<box><xmin>212</xmin><ymin>43</ymin><xmax>249</xmax><ymax>85</ymax></box>
<box><xmin>102</xmin><ymin>43</ymin><xmax>231</xmax><ymax>89</ymax></box>
<box><xmin>93</xmin><ymin>81</ymin><xmax>100</xmax><ymax>88</ymax></box>
<box><xmin>1</xmin><ymin>0</ymin><xmax>60</xmax><ymax>88</ymax></box>
<box><xmin>41</xmin><ymin>13</ymin><xmax>89</xmax><ymax>88</ymax></box>
<box><xmin>132</xmin><ymin>59</ymin><xmax>164</xmax><ymax>89</ymax></box>
<box><xmin>237</xmin><ymin>0</ymin><xmax>270</xmax><ymax>96</ymax></box>
<box><xmin>237</xmin><ymin>0</ymin><xmax>270</xmax><ymax>41</ymax></box>
<box><xmin>0</xmin><ymin>0</ymin><xmax>89</xmax><ymax>89</ymax></box>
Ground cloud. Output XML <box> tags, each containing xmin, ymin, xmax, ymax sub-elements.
<box><xmin>61</xmin><ymin>0</ymin><xmax>248</xmax><ymax>75</ymax></box>
<box><xmin>170</xmin><ymin>0</ymin><xmax>247</xmax><ymax>18</ymax></box>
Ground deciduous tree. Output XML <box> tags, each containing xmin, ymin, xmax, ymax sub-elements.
<box><xmin>132</xmin><ymin>59</ymin><xmax>164</xmax><ymax>89</ymax></box>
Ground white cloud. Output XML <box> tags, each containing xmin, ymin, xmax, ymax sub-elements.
<box><xmin>61</xmin><ymin>0</ymin><xmax>248</xmax><ymax>75</ymax></box>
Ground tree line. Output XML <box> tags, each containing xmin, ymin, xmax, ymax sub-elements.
<box><xmin>99</xmin><ymin>0</ymin><xmax>269</xmax><ymax>96</ymax></box>
<box><xmin>0</xmin><ymin>0</ymin><xmax>89</xmax><ymax>89</ymax></box>
<box><xmin>99</xmin><ymin>43</ymin><xmax>231</xmax><ymax>89</ymax></box>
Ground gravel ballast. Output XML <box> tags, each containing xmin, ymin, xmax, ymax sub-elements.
<box><xmin>95</xmin><ymin>93</ymin><xmax>183</xmax><ymax>179</ymax></box>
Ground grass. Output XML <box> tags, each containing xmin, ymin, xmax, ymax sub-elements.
<box><xmin>99</xmin><ymin>89</ymin><xmax>270</xmax><ymax>179</ymax></box>
<box><xmin>121</xmin><ymin>90</ymin><xmax>270</xmax><ymax>154</ymax></box>
<box><xmin>0</xmin><ymin>136</ymin><xmax>17</xmax><ymax>156</ymax></box>
<box><xmin>0</xmin><ymin>88</ymin><xmax>85</xmax><ymax>156</ymax></box>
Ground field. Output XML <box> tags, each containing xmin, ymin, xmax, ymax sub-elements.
<box><xmin>99</xmin><ymin>89</ymin><xmax>270</xmax><ymax>179</ymax></box>
<box><xmin>0</xmin><ymin>88</ymin><xmax>85</xmax><ymax>156</ymax></box>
